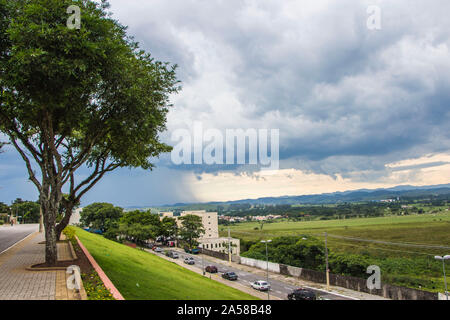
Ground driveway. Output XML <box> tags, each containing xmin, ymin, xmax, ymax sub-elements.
<box><xmin>0</xmin><ymin>224</ymin><xmax>39</xmax><ymax>254</ymax></box>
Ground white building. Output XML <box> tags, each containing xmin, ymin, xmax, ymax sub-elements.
<box><xmin>160</xmin><ymin>210</ymin><xmax>240</xmax><ymax>256</ymax></box>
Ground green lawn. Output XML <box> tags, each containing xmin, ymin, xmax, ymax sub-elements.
<box><xmin>72</xmin><ymin>227</ymin><xmax>259</xmax><ymax>300</ymax></box>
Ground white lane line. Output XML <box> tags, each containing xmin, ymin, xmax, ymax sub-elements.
<box><xmin>0</xmin><ymin>231</ymin><xmax>36</xmax><ymax>255</ymax></box>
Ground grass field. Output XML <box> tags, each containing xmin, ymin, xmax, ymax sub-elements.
<box><xmin>222</xmin><ymin>212</ymin><xmax>450</xmax><ymax>250</ymax></box>
<box><xmin>72</xmin><ymin>227</ymin><xmax>259</xmax><ymax>300</ymax></box>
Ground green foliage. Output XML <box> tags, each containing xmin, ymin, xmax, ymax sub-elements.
<box><xmin>0</xmin><ymin>0</ymin><xmax>179</xmax><ymax>263</ymax></box>
<box><xmin>178</xmin><ymin>214</ymin><xmax>205</xmax><ymax>248</ymax></box>
<box><xmin>82</xmin><ymin>272</ymin><xmax>115</xmax><ymax>300</ymax></box>
<box><xmin>160</xmin><ymin>216</ymin><xmax>178</xmax><ymax>239</ymax></box>
<box><xmin>118</xmin><ymin>210</ymin><xmax>161</xmax><ymax>244</ymax></box>
<box><xmin>11</xmin><ymin>200</ymin><xmax>40</xmax><ymax>223</ymax></box>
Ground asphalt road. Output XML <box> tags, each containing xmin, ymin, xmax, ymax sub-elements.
<box><xmin>154</xmin><ymin>247</ymin><xmax>353</xmax><ymax>300</ymax></box>
<box><xmin>0</xmin><ymin>224</ymin><xmax>39</xmax><ymax>254</ymax></box>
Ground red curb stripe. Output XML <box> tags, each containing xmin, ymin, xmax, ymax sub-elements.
<box><xmin>75</xmin><ymin>235</ymin><xmax>125</xmax><ymax>300</ymax></box>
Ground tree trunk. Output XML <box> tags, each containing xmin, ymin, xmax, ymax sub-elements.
<box><xmin>43</xmin><ymin>207</ymin><xmax>58</xmax><ymax>265</ymax></box>
<box><xmin>56</xmin><ymin>203</ymin><xmax>74</xmax><ymax>241</ymax></box>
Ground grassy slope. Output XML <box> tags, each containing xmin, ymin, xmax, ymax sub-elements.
<box><xmin>72</xmin><ymin>227</ymin><xmax>258</xmax><ymax>300</ymax></box>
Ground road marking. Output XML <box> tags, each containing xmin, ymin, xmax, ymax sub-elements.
<box><xmin>301</xmin><ymin>285</ymin><xmax>359</xmax><ymax>300</ymax></box>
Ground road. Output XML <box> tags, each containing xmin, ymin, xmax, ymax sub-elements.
<box><xmin>0</xmin><ymin>224</ymin><xmax>39</xmax><ymax>254</ymax></box>
<box><xmin>153</xmin><ymin>247</ymin><xmax>353</xmax><ymax>300</ymax></box>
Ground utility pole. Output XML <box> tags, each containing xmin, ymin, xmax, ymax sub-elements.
<box><xmin>228</xmin><ymin>228</ymin><xmax>231</xmax><ymax>264</ymax></box>
<box><xmin>325</xmin><ymin>232</ymin><xmax>330</xmax><ymax>291</ymax></box>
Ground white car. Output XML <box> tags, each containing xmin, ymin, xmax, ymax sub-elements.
<box><xmin>251</xmin><ymin>280</ymin><xmax>271</xmax><ymax>291</ymax></box>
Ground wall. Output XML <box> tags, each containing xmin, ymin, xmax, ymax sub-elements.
<box><xmin>201</xmin><ymin>248</ymin><xmax>240</xmax><ymax>263</ymax></box>
<box><xmin>240</xmin><ymin>256</ymin><xmax>280</xmax><ymax>273</ymax></box>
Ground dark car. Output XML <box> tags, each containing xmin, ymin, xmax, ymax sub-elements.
<box><xmin>205</xmin><ymin>265</ymin><xmax>218</xmax><ymax>273</ymax></box>
<box><xmin>222</xmin><ymin>272</ymin><xmax>238</xmax><ymax>281</ymax></box>
<box><xmin>165</xmin><ymin>251</ymin><xmax>179</xmax><ymax>259</ymax></box>
<box><xmin>287</xmin><ymin>288</ymin><xmax>317</xmax><ymax>300</ymax></box>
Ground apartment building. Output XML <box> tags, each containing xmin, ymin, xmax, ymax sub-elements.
<box><xmin>159</xmin><ymin>210</ymin><xmax>240</xmax><ymax>255</ymax></box>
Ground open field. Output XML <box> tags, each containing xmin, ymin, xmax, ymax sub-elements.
<box><xmin>222</xmin><ymin>212</ymin><xmax>450</xmax><ymax>249</ymax></box>
<box><xmin>72</xmin><ymin>227</ymin><xmax>258</xmax><ymax>300</ymax></box>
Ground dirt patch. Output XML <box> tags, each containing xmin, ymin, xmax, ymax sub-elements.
<box><xmin>30</xmin><ymin>240</ymin><xmax>93</xmax><ymax>273</ymax></box>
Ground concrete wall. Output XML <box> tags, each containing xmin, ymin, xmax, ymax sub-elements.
<box><xmin>240</xmin><ymin>256</ymin><xmax>280</xmax><ymax>273</ymax></box>
<box><xmin>201</xmin><ymin>248</ymin><xmax>240</xmax><ymax>263</ymax></box>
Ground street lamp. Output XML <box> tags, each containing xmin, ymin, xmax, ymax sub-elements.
<box><xmin>435</xmin><ymin>255</ymin><xmax>450</xmax><ymax>300</ymax></box>
<box><xmin>199</xmin><ymin>244</ymin><xmax>205</xmax><ymax>276</ymax></box>
<box><xmin>261</xmin><ymin>240</ymin><xmax>272</xmax><ymax>300</ymax></box>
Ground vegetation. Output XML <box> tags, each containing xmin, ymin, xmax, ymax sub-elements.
<box><xmin>71</xmin><ymin>226</ymin><xmax>258</xmax><ymax>300</ymax></box>
<box><xmin>80</xmin><ymin>202</ymin><xmax>124</xmax><ymax>236</ymax></box>
<box><xmin>62</xmin><ymin>227</ymin><xmax>115</xmax><ymax>300</ymax></box>
<box><xmin>0</xmin><ymin>0</ymin><xmax>179</xmax><ymax>265</ymax></box>
<box><xmin>178</xmin><ymin>214</ymin><xmax>205</xmax><ymax>249</ymax></box>
<box><xmin>228</xmin><ymin>211</ymin><xmax>450</xmax><ymax>292</ymax></box>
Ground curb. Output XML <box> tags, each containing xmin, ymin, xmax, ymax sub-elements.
<box><xmin>75</xmin><ymin>235</ymin><xmax>125</xmax><ymax>300</ymax></box>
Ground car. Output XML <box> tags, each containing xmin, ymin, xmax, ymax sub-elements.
<box><xmin>184</xmin><ymin>247</ymin><xmax>200</xmax><ymax>254</ymax></box>
<box><xmin>222</xmin><ymin>272</ymin><xmax>238</xmax><ymax>281</ymax></box>
<box><xmin>287</xmin><ymin>288</ymin><xmax>317</xmax><ymax>300</ymax></box>
<box><xmin>165</xmin><ymin>251</ymin><xmax>179</xmax><ymax>259</ymax></box>
<box><xmin>251</xmin><ymin>281</ymin><xmax>270</xmax><ymax>291</ymax></box>
<box><xmin>154</xmin><ymin>247</ymin><xmax>163</xmax><ymax>253</ymax></box>
<box><xmin>205</xmin><ymin>265</ymin><xmax>218</xmax><ymax>273</ymax></box>
<box><xmin>184</xmin><ymin>257</ymin><xmax>195</xmax><ymax>265</ymax></box>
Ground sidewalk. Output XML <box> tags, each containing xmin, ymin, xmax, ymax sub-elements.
<box><xmin>0</xmin><ymin>231</ymin><xmax>84</xmax><ymax>300</ymax></box>
<box><xmin>172</xmin><ymin>248</ymin><xmax>389</xmax><ymax>300</ymax></box>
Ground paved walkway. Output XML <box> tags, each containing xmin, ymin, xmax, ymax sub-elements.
<box><xmin>0</xmin><ymin>232</ymin><xmax>83</xmax><ymax>300</ymax></box>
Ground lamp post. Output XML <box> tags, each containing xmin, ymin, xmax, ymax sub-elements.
<box><xmin>261</xmin><ymin>239</ymin><xmax>272</xmax><ymax>300</ymax></box>
<box><xmin>200</xmin><ymin>244</ymin><xmax>205</xmax><ymax>276</ymax></box>
<box><xmin>435</xmin><ymin>255</ymin><xmax>450</xmax><ymax>300</ymax></box>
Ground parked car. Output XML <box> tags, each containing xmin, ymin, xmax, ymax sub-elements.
<box><xmin>184</xmin><ymin>247</ymin><xmax>200</xmax><ymax>254</ymax></box>
<box><xmin>165</xmin><ymin>251</ymin><xmax>179</xmax><ymax>259</ymax></box>
<box><xmin>287</xmin><ymin>288</ymin><xmax>317</xmax><ymax>300</ymax></box>
<box><xmin>205</xmin><ymin>265</ymin><xmax>218</xmax><ymax>273</ymax></box>
<box><xmin>184</xmin><ymin>257</ymin><xmax>195</xmax><ymax>265</ymax></box>
<box><xmin>222</xmin><ymin>272</ymin><xmax>238</xmax><ymax>281</ymax></box>
<box><xmin>251</xmin><ymin>280</ymin><xmax>270</xmax><ymax>291</ymax></box>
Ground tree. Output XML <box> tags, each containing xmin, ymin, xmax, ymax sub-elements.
<box><xmin>12</xmin><ymin>201</ymin><xmax>41</xmax><ymax>223</ymax></box>
<box><xmin>178</xmin><ymin>215</ymin><xmax>205</xmax><ymax>249</ymax></box>
<box><xmin>119</xmin><ymin>210</ymin><xmax>161</xmax><ymax>244</ymax></box>
<box><xmin>80</xmin><ymin>202</ymin><xmax>123</xmax><ymax>233</ymax></box>
<box><xmin>160</xmin><ymin>216</ymin><xmax>178</xmax><ymax>239</ymax></box>
<box><xmin>0</xmin><ymin>0</ymin><xmax>179</xmax><ymax>265</ymax></box>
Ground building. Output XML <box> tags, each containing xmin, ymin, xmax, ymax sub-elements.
<box><xmin>159</xmin><ymin>210</ymin><xmax>240</xmax><ymax>256</ymax></box>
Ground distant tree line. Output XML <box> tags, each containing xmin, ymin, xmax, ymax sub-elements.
<box><xmin>79</xmin><ymin>203</ymin><xmax>204</xmax><ymax>248</ymax></box>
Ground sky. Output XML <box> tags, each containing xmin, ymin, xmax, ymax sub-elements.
<box><xmin>1</xmin><ymin>0</ymin><xmax>450</xmax><ymax>207</ymax></box>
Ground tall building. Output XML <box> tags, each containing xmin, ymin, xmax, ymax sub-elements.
<box><xmin>159</xmin><ymin>210</ymin><xmax>240</xmax><ymax>256</ymax></box>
